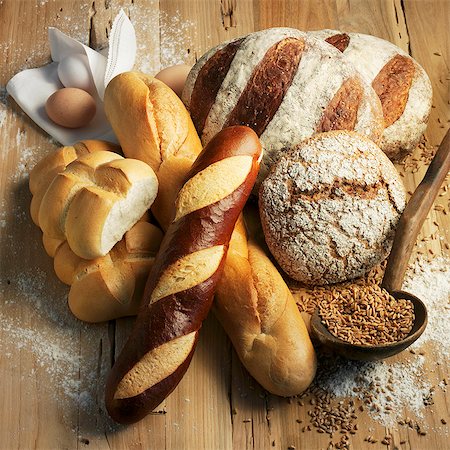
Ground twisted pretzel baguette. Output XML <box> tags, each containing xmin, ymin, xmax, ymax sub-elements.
<box><xmin>105</xmin><ymin>126</ymin><xmax>262</xmax><ymax>424</ymax></box>
<box><xmin>214</xmin><ymin>210</ymin><xmax>317</xmax><ymax>396</ymax></box>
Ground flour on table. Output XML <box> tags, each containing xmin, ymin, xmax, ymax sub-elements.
<box><xmin>312</xmin><ymin>256</ymin><xmax>449</xmax><ymax>427</ymax></box>
<box><xmin>402</xmin><ymin>256</ymin><xmax>450</xmax><ymax>358</ymax></box>
<box><xmin>129</xmin><ymin>7</ymin><xmax>197</xmax><ymax>75</ymax></box>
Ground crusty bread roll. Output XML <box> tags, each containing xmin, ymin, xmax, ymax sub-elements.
<box><xmin>182</xmin><ymin>27</ymin><xmax>384</xmax><ymax>186</ymax></box>
<box><xmin>30</xmin><ymin>142</ymin><xmax>164</xmax><ymax>322</ymax></box>
<box><xmin>310</xmin><ymin>30</ymin><xmax>433</xmax><ymax>160</ymax></box>
<box><xmin>104</xmin><ymin>72</ymin><xmax>203</xmax><ymax>230</ymax></box>
<box><xmin>214</xmin><ymin>214</ymin><xmax>316</xmax><ymax>396</ymax></box>
<box><xmin>38</xmin><ymin>150</ymin><xmax>158</xmax><ymax>259</ymax></box>
<box><xmin>55</xmin><ymin>220</ymin><xmax>163</xmax><ymax>322</ymax></box>
<box><xmin>30</xmin><ymin>140</ymin><xmax>121</xmax><ymax>226</ymax></box>
<box><xmin>259</xmin><ymin>131</ymin><xmax>407</xmax><ymax>285</ymax></box>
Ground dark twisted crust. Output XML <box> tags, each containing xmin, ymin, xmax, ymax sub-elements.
<box><xmin>105</xmin><ymin>126</ymin><xmax>262</xmax><ymax>424</ymax></box>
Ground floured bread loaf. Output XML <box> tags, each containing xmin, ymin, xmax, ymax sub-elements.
<box><xmin>310</xmin><ymin>30</ymin><xmax>432</xmax><ymax>160</ymax></box>
<box><xmin>182</xmin><ymin>27</ymin><xmax>384</xmax><ymax>185</ymax></box>
<box><xmin>259</xmin><ymin>131</ymin><xmax>406</xmax><ymax>285</ymax></box>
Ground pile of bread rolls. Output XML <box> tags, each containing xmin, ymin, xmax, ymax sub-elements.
<box><xmin>29</xmin><ymin>27</ymin><xmax>432</xmax><ymax>425</ymax></box>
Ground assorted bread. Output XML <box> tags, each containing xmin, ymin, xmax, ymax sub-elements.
<box><xmin>259</xmin><ymin>131</ymin><xmax>407</xmax><ymax>285</ymax></box>
<box><xmin>182</xmin><ymin>27</ymin><xmax>384</xmax><ymax>185</ymax></box>
<box><xmin>105</xmin><ymin>126</ymin><xmax>262</xmax><ymax>423</ymax></box>
<box><xmin>310</xmin><ymin>30</ymin><xmax>432</xmax><ymax>160</ymax></box>
<box><xmin>27</xmin><ymin>23</ymin><xmax>435</xmax><ymax>425</ymax></box>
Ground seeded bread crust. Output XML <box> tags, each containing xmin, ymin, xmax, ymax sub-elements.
<box><xmin>259</xmin><ymin>131</ymin><xmax>406</xmax><ymax>285</ymax></box>
<box><xmin>311</xmin><ymin>30</ymin><xmax>433</xmax><ymax>160</ymax></box>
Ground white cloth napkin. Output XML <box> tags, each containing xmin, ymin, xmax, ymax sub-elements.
<box><xmin>6</xmin><ymin>10</ymin><xmax>136</xmax><ymax>146</ymax></box>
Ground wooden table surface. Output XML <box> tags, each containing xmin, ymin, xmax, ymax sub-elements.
<box><xmin>0</xmin><ymin>1</ymin><xmax>448</xmax><ymax>449</ymax></box>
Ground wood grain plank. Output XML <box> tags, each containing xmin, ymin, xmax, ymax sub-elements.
<box><xmin>0</xmin><ymin>0</ymin><xmax>448</xmax><ymax>449</ymax></box>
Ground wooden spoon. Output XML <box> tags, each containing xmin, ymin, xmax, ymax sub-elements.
<box><xmin>311</xmin><ymin>129</ymin><xmax>450</xmax><ymax>361</ymax></box>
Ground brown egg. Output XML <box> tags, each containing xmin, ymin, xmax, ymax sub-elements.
<box><xmin>45</xmin><ymin>87</ymin><xmax>96</xmax><ymax>128</ymax></box>
<box><xmin>155</xmin><ymin>64</ymin><xmax>192</xmax><ymax>98</ymax></box>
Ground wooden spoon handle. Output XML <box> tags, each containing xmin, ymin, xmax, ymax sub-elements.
<box><xmin>382</xmin><ymin>129</ymin><xmax>450</xmax><ymax>292</ymax></box>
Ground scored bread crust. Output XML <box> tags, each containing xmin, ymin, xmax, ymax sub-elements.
<box><xmin>214</xmin><ymin>215</ymin><xmax>317</xmax><ymax>396</ymax></box>
<box><xmin>259</xmin><ymin>131</ymin><xmax>407</xmax><ymax>285</ymax></box>
<box><xmin>104</xmin><ymin>72</ymin><xmax>203</xmax><ymax>230</ymax></box>
<box><xmin>182</xmin><ymin>27</ymin><xmax>384</xmax><ymax>187</ymax></box>
<box><xmin>310</xmin><ymin>29</ymin><xmax>433</xmax><ymax>160</ymax></box>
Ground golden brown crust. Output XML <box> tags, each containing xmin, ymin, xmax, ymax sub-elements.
<box><xmin>214</xmin><ymin>213</ymin><xmax>316</xmax><ymax>396</ymax></box>
<box><xmin>324</xmin><ymin>33</ymin><xmax>350</xmax><ymax>52</ymax></box>
<box><xmin>104</xmin><ymin>72</ymin><xmax>203</xmax><ymax>230</ymax></box>
<box><xmin>29</xmin><ymin>140</ymin><xmax>120</xmax><ymax>226</ymax></box>
<box><xmin>318</xmin><ymin>77</ymin><xmax>363</xmax><ymax>133</ymax></box>
<box><xmin>372</xmin><ymin>54</ymin><xmax>415</xmax><ymax>127</ymax></box>
<box><xmin>224</xmin><ymin>38</ymin><xmax>305</xmax><ymax>136</ymax></box>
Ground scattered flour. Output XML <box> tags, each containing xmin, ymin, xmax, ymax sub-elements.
<box><xmin>0</xmin><ymin>109</ymin><xmax>6</xmax><ymax>127</ymax></box>
<box><xmin>317</xmin><ymin>355</ymin><xmax>430</xmax><ymax>426</ymax></box>
<box><xmin>129</xmin><ymin>7</ymin><xmax>197</xmax><ymax>75</ymax></box>
<box><xmin>312</xmin><ymin>256</ymin><xmax>449</xmax><ymax>427</ymax></box>
<box><xmin>403</xmin><ymin>256</ymin><xmax>450</xmax><ymax>358</ymax></box>
<box><xmin>0</xmin><ymin>2</ymin><xmax>447</xmax><ymax>441</ymax></box>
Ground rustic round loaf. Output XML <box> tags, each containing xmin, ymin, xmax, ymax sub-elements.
<box><xmin>182</xmin><ymin>27</ymin><xmax>384</xmax><ymax>185</ymax></box>
<box><xmin>259</xmin><ymin>131</ymin><xmax>406</xmax><ymax>285</ymax></box>
<box><xmin>309</xmin><ymin>30</ymin><xmax>432</xmax><ymax>160</ymax></box>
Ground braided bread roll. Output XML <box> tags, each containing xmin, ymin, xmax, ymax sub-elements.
<box><xmin>105</xmin><ymin>126</ymin><xmax>262</xmax><ymax>424</ymax></box>
<box><xmin>29</xmin><ymin>141</ymin><xmax>164</xmax><ymax>322</ymax></box>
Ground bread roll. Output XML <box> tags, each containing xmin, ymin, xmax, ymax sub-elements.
<box><xmin>29</xmin><ymin>140</ymin><xmax>121</xmax><ymax>226</ymax></box>
<box><xmin>182</xmin><ymin>27</ymin><xmax>384</xmax><ymax>186</ymax></box>
<box><xmin>38</xmin><ymin>150</ymin><xmax>158</xmax><ymax>259</ymax></box>
<box><xmin>104</xmin><ymin>72</ymin><xmax>203</xmax><ymax>229</ymax></box>
<box><xmin>310</xmin><ymin>30</ymin><xmax>432</xmax><ymax>160</ymax></box>
<box><xmin>259</xmin><ymin>131</ymin><xmax>406</xmax><ymax>285</ymax></box>
<box><xmin>58</xmin><ymin>221</ymin><xmax>163</xmax><ymax>322</ymax></box>
<box><xmin>30</xmin><ymin>142</ymin><xmax>164</xmax><ymax>322</ymax></box>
